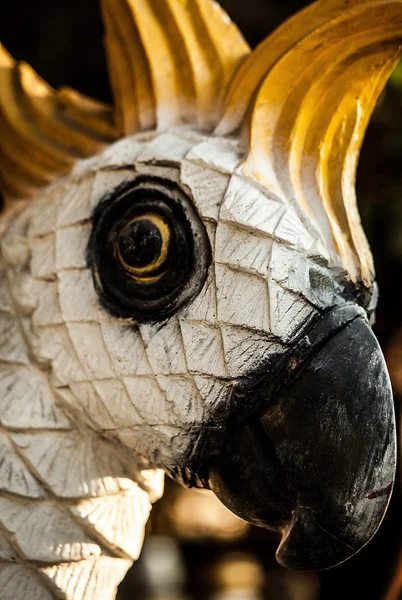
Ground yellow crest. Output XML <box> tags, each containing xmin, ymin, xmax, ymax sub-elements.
<box><xmin>217</xmin><ymin>0</ymin><xmax>402</xmax><ymax>284</ymax></box>
<box><xmin>101</xmin><ymin>0</ymin><xmax>250</xmax><ymax>133</ymax></box>
<box><xmin>0</xmin><ymin>0</ymin><xmax>249</xmax><ymax>201</ymax></box>
<box><xmin>0</xmin><ymin>45</ymin><xmax>117</xmax><ymax>200</ymax></box>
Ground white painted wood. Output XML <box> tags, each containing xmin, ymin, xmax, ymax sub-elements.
<box><xmin>56</xmin><ymin>224</ymin><xmax>91</xmax><ymax>270</ymax></box>
<box><xmin>135</xmin><ymin>162</ymin><xmax>181</xmax><ymax>181</ymax></box>
<box><xmin>0</xmin><ymin>365</ymin><xmax>71</xmax><ymax>429</ymax></box>
<box><xmin>71</xmin><ymin>488</ymin><xmax>151</xmax><ymax>559</ymax></box>
<box><xmin>220</xmin><ymin>175</ymin><xmax>286</xmax><ymax>236</ymax></box>
<box><xmin>1</xmin><ymin>214</ymin><xmax>30</xmax><ymax>266</ymax></box>
<box><xmin>7</xmin><ymin>270</ymin><xmax>39</xmax><ymax>316</ymax></box>
<box><xmin>136</xmin><ymin>133</ymin><xmax>194</xmax><ymax>162</ymax></box>
<box><xmin>90</xmin><ymin>170</ymin><xmax>137</xmax><ymax>210</ymax></box>
<box><xmin>0</xmin><ymin>565</ymin><xmax>54</xmax><ymax>600</ymax></box>
<box><xmin>0</xmin><ymin>536</ymin><xmax>19</xmax><ymax>561</ymax></box>
<box><xmin>32</xmin><ymin>280</ymin><xmax>64</xmax><ymax>326</ymax></box>
<box><xmin>156</xmin><ymin>375</ymin><xmax>205</xmax><ymax>424</ymax></box>
<box><xmin>99</xmin><ymin>318</ymin><xmax>152</xmax><ymax>376</ymax></box>
<box><xmin>181</xmin><ymin>268</ymin><xmax>217</xmax><ymax>321</ymax></box>
<box><xmin>0</xmin><ymin>314</ymin><xmax>30</xmax><ymax>365</ymax></box>
<box><xmin>36</xmin><ymin>325</ymin><xmax>87</xmax><ymax>386</ymax></box>
<box><xmin>56</xmin><ymin>178</ymin><xmax>95</xmax><ymax>228</ymax></box>
<box><xmin>58</xmin><ymin>383</ymin><xmax>121</xmax><ymax>431</ymax></box>
<box><xmin>185</xmin><ymin>137</ymin><xmax>244</xmax><ymax>173</ymax></box>
<box><xmin>0</xmin><ymin>433</ymin><xmax>45</xmax><ymax>498</ymax></box>
<box><xmin>67</xmin><ymin>322</ymin><xmax>116</xmax><ymax>380</ymax></box>
<box><xmin>28</xmin><ymin>188</ymin><xmax>61</xmax><ymax>238</ymax></box>
<box><xmin>194</xmin><ymin>376</ymin><xmax>231</xmax><ymax>411</ymax></box>
<box><xmin>58</xmin><ymin>270</ymin><xmax>99</xmax><ymax>323</ymax></box>
<box><xmin>267</xmin><ymin>279</ymin><xmax>318</xmax><ymax>341</ymax></box>
<box><xmin>93</xmin><ymin>379</ymin><xmax>145</xmax><ymax>428</ymax></box>
<box><xmin>215</xmin><ymin>264</ymin><xmax>271</xmax><ymax>332</ymax></box>
<box><xmin>123</xmin><ymin>376</ymin><xmax>172</xmax><ymax>426</ymax></box>
<box><xmin>215</xmin><ymin>221</ymin><xmax>273</xmax><ymax>276</ymax></box>
<box><xmin>140</xmin><ymin>317</ymin><xmax>187</xmax><ymax>375</ymax></box>
<box><xmin>0</xmin><ymin>497</ymin><xmax>101</xmax><ymax>562</ymax></box>
<box><xmin>98</xmin><ymin>137</ymin><xmax>144</xmax><ymax>169</ymax></box>
<box><xmin>181</xmin><ymin>161</ymin><xmax>230</xmax><ymax>221</ymax></box>
<box><xmin>11</xmin><ymin>431</ymin><xmax>137</xmax><ymax>498</ymax></box>
<box><xmin>220</xmin><ymin>324</ymin><xmax>286</xmax><ymax>377</ymax></box>
<box><xmin>0</xmin><ymin>270</ymin><xmax>14</xmax><ymax>314</ymax></box>
<box><xmin>274</xmin><ymin>207</ymin><xmax>315</xmax><ymax>251</ymax></box>
<box><xmin>29</xmin><ymin>234</ymin><xmax>56</xmax><ymax>280</ymax></box>
<box><xmin>179</xmin><ymin>320</ymin><xmax>228</xmax><ymax>377</ymax></box>
<box><xmin>41</xmin><ymin>556</ymin><xmax>132</xmax><ymax>600</ymax></box>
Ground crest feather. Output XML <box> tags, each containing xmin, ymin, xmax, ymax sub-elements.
<box><xmin>217</xmin><ymin>0</ymin><xmax>402</xmax><ymax>286</ymax></box>
<box><xmin>0</xmin><ymin>0</ymin><xmax>249</xmax><ymax>201</ymax></box>
<box><xmin>0</xmin><ymin>44</ymin><xmax>117</xmax><ymax>201</ymax></box>
<box><xmin>101</xmin><ymin>0</ymin><xmax>250</xmax><ymax>134</ymax></box>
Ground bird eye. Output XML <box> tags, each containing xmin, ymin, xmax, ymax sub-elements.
<box><xmin>115</xmin><ymin>213</ymin><xmax>171</xmax><ymax>282</ymax></box>
<box><xmin>88</xmin><ymin>178</ymin><xmax>211</xmax><ymax>322</ymax></box>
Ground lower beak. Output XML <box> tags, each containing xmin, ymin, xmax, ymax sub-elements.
<box><xmin>207</xmin><ymin>315</ymin><xmax>396</xmax><ymax>571</ymax></box>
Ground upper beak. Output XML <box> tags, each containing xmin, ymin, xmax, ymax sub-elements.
<box><xmin>207</xmin><ymin>314</ymin><xmax>396</xmax><ymax>571</ymax></box>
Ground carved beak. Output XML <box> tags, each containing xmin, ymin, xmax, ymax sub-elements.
<box><xmin>207</xmin><ymin>315</ymin><xmax>396</xmax><ymax>571</ymax></box>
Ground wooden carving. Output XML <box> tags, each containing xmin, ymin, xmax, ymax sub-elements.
<box><xmin>0</xmin><ymin>0</ymin><xmax>400</xmax><ymax>598</ymax></box>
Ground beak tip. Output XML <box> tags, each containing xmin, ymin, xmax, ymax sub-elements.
<box><xmin>275</xmin><ymin>476</ymin><xmax>395</xmax><ymax>571</ymax></box>
<box><xmin>275</xmin><ymin>507</ymin><xmax>358</xmax><ymax>572</ymax></box>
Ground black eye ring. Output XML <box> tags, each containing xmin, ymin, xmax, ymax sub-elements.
<box><xmin>88</xmin><ymin>177</ymin><xmax>211</xmax><ymax>323</ymax></box>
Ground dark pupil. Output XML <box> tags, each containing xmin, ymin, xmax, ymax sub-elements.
<box><xmin>118</xmin><ymin>218</ymin><xmax>163</xmax><ymax>269</ymax></box>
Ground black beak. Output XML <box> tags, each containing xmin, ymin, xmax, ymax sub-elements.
<box><xmin>207</xmin><ymin>312</ymin><xmax>396</xmax><ymax>571</ymax></box>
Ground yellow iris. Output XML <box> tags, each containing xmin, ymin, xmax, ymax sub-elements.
<box><xmin>116</xmin><ymin>213</ymin><xmax>171</xmax><ymax>282</ymax></box>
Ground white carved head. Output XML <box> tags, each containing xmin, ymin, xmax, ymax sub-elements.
<box><xmin>0</xmin><ymin>0</ymin><xmax>399</xmax><ymax>572</ymax></box>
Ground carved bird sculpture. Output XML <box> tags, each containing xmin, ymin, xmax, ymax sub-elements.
<box><xmin>0</xmin><ymin>0</ymin><xmax>400</xmax><ymax>598</ymax></box>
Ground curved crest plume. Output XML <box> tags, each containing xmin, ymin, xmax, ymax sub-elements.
<box><xmin>0</xmin><ymin>0</ymin><xmax>249</xmax><ymax>202</ymax></box>
<box><xmin>0</xmin><ymin>44</ymin><xmax>117</xmax><ymax>201</ymax></box>
<box><xmin>217</xmin><ymin>0</ymin><xmax>402</xmax><ymax>285</ymax></box>
<box><xmin>101</xmin><ymin>0</ymin><xmax>250</xmax><ymax>134</ymax></box>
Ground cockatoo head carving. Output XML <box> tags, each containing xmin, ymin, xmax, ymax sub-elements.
<box><xmin>0</xmin><ymin>0</ymin><xmax>400</xmax><ymax>572</ymax></box>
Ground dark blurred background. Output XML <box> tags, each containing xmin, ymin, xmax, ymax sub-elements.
<box><xmin>1</xmin><ymin>1</ymin><xmax>401</xmax><ymax>598</ymax></box>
